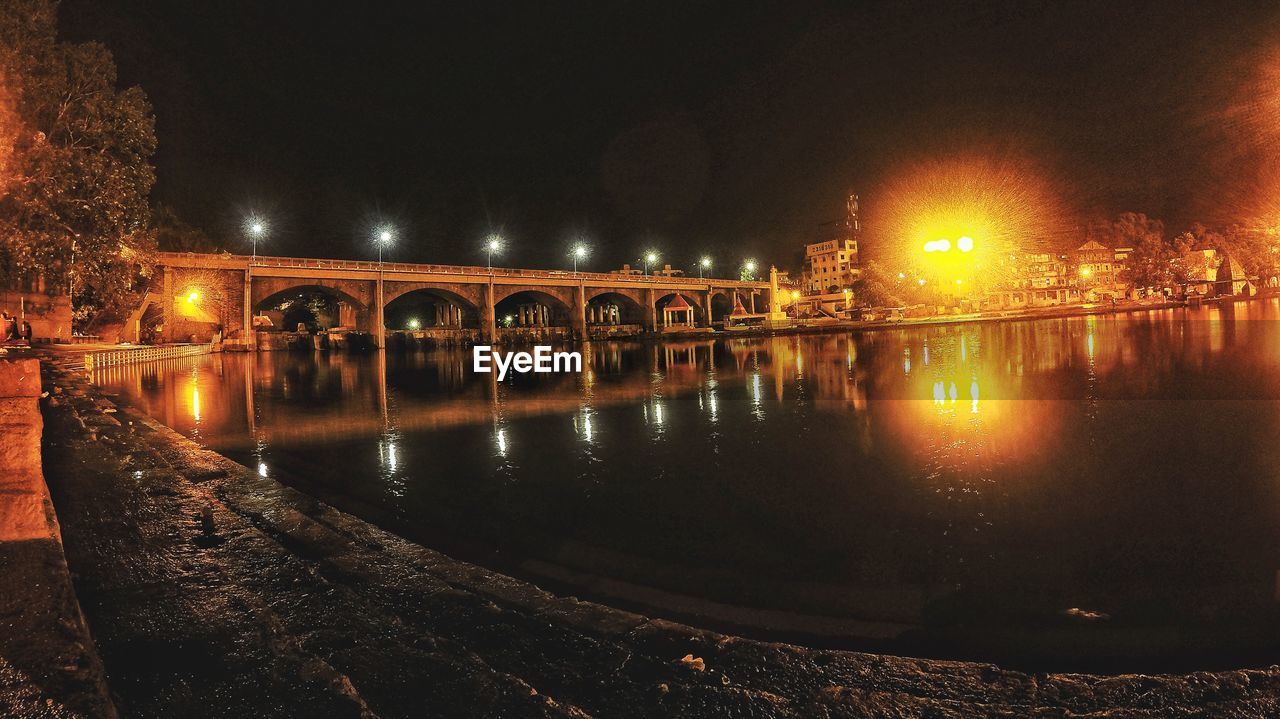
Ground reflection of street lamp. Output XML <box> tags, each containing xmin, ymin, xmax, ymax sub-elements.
<box><xmin>644</xmin><ymin>251</ymin><xmax>659</xmax><ymax>276</ymax></box>
<box><xmin>699</xmin><ymin>256</ymin><xmax>712</xmax><ymax>278</ymax></box>
<box><xmin>572</xmin><ymin>242</ymin><xmax>589</xmax><ymax>274</ymax></box>
<box><xmin>486</xmin><ymin>234</ymin><xmax>503</xmax><ymax>274</ymax></box>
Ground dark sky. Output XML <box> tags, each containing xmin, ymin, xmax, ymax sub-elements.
<box><xmin>58</xmin><ymin>0</ymin><xmax>1280</xmax><ymax>270</ymax></box>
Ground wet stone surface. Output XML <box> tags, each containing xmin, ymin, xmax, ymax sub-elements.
<box><xmin>37</xmin><ymin>356</ymin><xmax>1280</xmax><ymax>717</ymax></box>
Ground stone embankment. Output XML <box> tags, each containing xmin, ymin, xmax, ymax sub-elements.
<box><xmin>0</xmin><ymin>358</ymin><xmax>114</xmax><ymax>718</ymax></box>
<box><xmin>28</xmin><ymin>354</ymin><xmax>1280</xmax><ymax>717</ymax></box>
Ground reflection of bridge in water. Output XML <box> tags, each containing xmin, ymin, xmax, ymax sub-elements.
<box><xmin>136</xmin><ymin>252</ymin><xmax>772</xmax><ymax>346</ymax></box>
<box><xmin>96</xmin><ymin>340</ymin><xmax>843</xmax><ymax>450</ymax></box>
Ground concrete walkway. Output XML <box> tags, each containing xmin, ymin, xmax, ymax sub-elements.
<box><xmin>32</xmin><ymin>356</ymin><xmax>1280</xmax><ymax>717</ymax></box>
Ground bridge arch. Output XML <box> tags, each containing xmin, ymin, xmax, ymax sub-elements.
<box><xmin>656</xmin><ymin>292</ymin><xmax>706</xmax><ymax>327</ymax></box>
<box><xmin>494</xmin><ymin>289</ymin><xmax>574</xmax><ymax>328</ymax></box>
<box><xmin>253</xmin><ymin>283</ymin><xmax>370</xmax><ymax>332</ymax></box>
<box><xmin>586</xmin><ymin>290</ymin><xmax>645</xmax><ymax>325</ymax></box>
<box><xmin>383</xmin><ymin>286</ymin><xmax>480</xmax><ymax>329</ymax></box>
<box><xmin>709</xmin><ymin>291</ymin><xmax>735</xmax><ymax>322</ymax></box>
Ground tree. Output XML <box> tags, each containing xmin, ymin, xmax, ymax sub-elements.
<box><xmin>0</xmin><ymin>0</ymin><xmax>157</xmax><ymax>328</ymax></box>
<box><xmin>851</xmin><ymin>261</ymin><xmax>904</xmax><ymax>307</ymax></box>
<box><xmin>1099</xmin><ymin>213</ymin><xmax>1171</xmax><ymax>292</ymax></box>
<box><xmin>154</xmin><ymin>204</ymin><xmax>221</xmax><ymax>253</ymax></box>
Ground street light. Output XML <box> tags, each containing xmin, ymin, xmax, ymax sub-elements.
<box><xmin>245</xmin><ymin>216</ymin><xmax>267</xmax><ymax>261</ymax></box>
<box><xmin>644</xmin><ymin>251</ymin><xmax>659</xmax><ymax>276</ymax></box>
<box><xmin>742</xmin><ymin>259</ymin><xmax>758</xmax><ymax>280</ymax></box>
<box><xmin>407</xmin><ymin>318</ymin><xmax>420</xmax><ymax>330</ymax></box>
<box><xmin>485</xmin><ymin>234</ymin><xmax>503</xmax><ymax>273</ymax></box>
<box><xmin>374</xmin><ymin>225</ymin><xmax>394</xmax><ymax>265</ymax></box>
<box><xmin>572</xmin><ymin>242</ymin><xmax>589</xmax><ymax>275</ymax></box>
<box><xmin>699</xmin><ymin>256</ymin><xmax>712</xmax><ymax>278</ymax></box>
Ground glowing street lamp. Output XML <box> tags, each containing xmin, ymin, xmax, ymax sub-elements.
<box><xmin>644</xmin><ymin>251</ymin><xmax>659</xmax><ymax>276</ymax></box>
<box><xmin>571</xmin><ymin>242</ymin><xmax>589</xmax><ymax>275</ymax></box>
<box><xmin>374</xmin><ymin>226</ymin><xmax>394</xmax><ymax>265</ymax></box>
<box><xmin>742</xmin><ymin>259</ymin><xmax>758</xmax><ymax>280</ymax></box>
<box><xmin>407</xmin><ymin>318</ymin><xmax>421</xmax><ymax>330</ymax></box>
<box><xmin>699</xmin><ymin>256</ymin><xmax>712</xmax><ymax>278</ymax></box>
<box><xmin>245</xmin><ymin>216</ymin><xmax>267</xmax><ymax>261</ymax></box>
<box><xmin>485</xmin><ymin>234</ymin><xmax>503</xmax><ymax>274</ymax></box>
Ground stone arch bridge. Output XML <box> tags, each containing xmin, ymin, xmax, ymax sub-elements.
<box><xmin>138</xmin><ymin>252</ymin><xmax>771</xmax><ymax>346</ymax></box>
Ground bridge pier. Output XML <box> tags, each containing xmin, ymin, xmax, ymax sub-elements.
<box><xmin>703</xmin><ymin>291</ymin><xmax>713</xmax><ymax>327</ymax></box>
<box><xmin>643</xmin><ymin>287</ymin><xmax>656</xmax><ymax>332</ymax></box>
<box><xmin>573</xmin><ymin>283</ymin><xmax>586</xmax><ymax>339</ymax></box>
<box><xmin>483</xmin><ymin>280</ymin><xmax>496</xmax><ymax>343</ymax></box>
<box><xmin>161</xmin><ymin>267</ymin><xmax>175</xmax><ymax>343</ymax></box>
<box><xmin>242</xmin><ymin>267</ymin><xmax>253</xmax><ymax>345</ymax></box>
<box><xmin>375</xmin><ymin>274</ymin><xmax>386</xmax><ymax>348</ymax></box>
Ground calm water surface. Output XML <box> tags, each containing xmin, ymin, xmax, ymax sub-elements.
<box><xmin>95</xmin><ymin>300</ymin><xmax>1280</xmax><ymax>669</ymax></box>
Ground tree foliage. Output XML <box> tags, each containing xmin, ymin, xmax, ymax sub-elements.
<box><xmin>0</xmin><ymin>0</ymin><xmax>157</xmax><ymax>326</ymax></box>
<box><xmin>154</xmin><ymin>204</ymin><xmax>221</xmax><ymax>253</ymax></box>
<box><xmin>1096</xmin><ymin>213</ymin><xmax>1170</xmax><ymax>291</ymax></box>
<box><xmin>851</xmin><ymin>261</ymin><xmax>904</xmax><ymax>307</ymax></box>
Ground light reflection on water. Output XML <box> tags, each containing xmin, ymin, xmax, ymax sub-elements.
<box><xmin>93</xmin><ymin>299</ymin><xmax>1280</xmax><ymax>663</ymax></box>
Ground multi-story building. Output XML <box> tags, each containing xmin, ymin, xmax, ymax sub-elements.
<box><xmin>804</xmin><ymin>238</ymin><xmax>859</xmax><ymax>293</ymax></box>
<box><xmin>986</xmin><ymin>251</ymin><xmax>1079</xmax><ymax>308</ymax></box>
<box><xmin>1073</xmin><ymin>239</ymin><xmax>1122</xmax><ymax>299</ymax></box>
<box><xmin>803</xmin><ymin>193</ymin><xmax>863</xmax><ymax>294</ymax></box>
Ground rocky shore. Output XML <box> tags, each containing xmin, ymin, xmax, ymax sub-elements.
<box><xmin>30</xmin><ymin>354</ymin><xmax>1280</xmax><ymax>717</ymax></box>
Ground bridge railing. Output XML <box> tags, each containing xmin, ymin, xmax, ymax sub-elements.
<box><xmin>156</xmin><ymin>252</ymin><xmax>767</xmax><ymax>288</ymax></box>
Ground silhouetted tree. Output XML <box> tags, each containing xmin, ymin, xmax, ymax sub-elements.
<box><xmin>1101</xmin><ymin>213</ymin><xmax>1171</xmax><ymax>292</ymax></box>
<box><xmin>851</xmin><ymin>261</ymin><xmax>904</xmax><ymax>307</ymax></box>
<box><xmin>154</xmin><ymin>204</ymin><xmax>221</xmax><ymax>253</ymax></box>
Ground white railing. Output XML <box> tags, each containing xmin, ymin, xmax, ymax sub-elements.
<box><xmin>83</xmin><ymin>343</ymin><xmax>214</xmax><ymax>372</ymax></box>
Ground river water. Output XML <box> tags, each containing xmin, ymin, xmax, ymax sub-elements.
<box><xmin>93</xmin><ymin>299</ymin><xmax>1280</xmax><ymax>670</ymax></box>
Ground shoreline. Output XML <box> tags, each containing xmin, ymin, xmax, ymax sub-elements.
<box><xmin>28</xmin><ymin>352</ymin><xmax>1280</xmax><ymax>716</ymax></box>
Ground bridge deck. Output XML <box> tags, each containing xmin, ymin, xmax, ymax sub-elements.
<box><xmin>156</xmin><ymin>252</ymin><xmax>769</xmax><ymax>290</ymax></box>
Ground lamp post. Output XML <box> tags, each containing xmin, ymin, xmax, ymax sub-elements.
<box><xmin>742</xmin><ymin>259</ymin><xmax>758</xmax><ymax>281</ymax></box>
<box><xmin>377</xmin><ymin>228</ymin><xmax>392</xmax><ymax>266</ymax></box>
<box><xmin>644</xmin><ymin>251</ymin><xmax>658</xmax><ymax>276</ymax></box>
<box><xmin>373</xmin><ymin>226</ymin><xmax>393</xmax><ymax>349</ymax></box>
<box><xmin>248</xmin><ymin>221</ymin><xmax>265</xmax><ymax>261</ymax></box>
<box><xmin>699</xmin><ymin>256</ymin><xmax>711</xmax><ymax>279</ymax></box>
<box><xmin>486</xmin><ymin>234</ymin><xmax>502</xmax><ymax>275</ymax></box>
<box><xmin>572</xmin><ymin>242</ymin><xmax>588</xmax><ymax>275</ymax></box>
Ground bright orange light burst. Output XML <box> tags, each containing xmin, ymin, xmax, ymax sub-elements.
<box><xmin>870</xmin><ymin>153</ymin><xmax>1070</xmax><ymax>287</ymax></box>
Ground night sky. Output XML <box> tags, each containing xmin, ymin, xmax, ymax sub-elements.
<box><xmin>58</xmin><ymin>0</ymin><xmax>1280</xmax><ymax>270</ymax></box>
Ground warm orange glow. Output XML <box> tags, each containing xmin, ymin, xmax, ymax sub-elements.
<box><xmin>871</xmin><ymin>153</ymin><xmax>1070</xmax><ymax>291</ymax></box>
<box><xmin>0</xmin><ymin>72</ymin><xmax>17</xmax><ymax>199</ymax></box>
